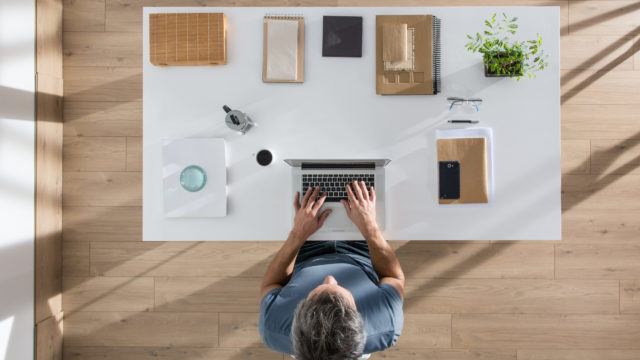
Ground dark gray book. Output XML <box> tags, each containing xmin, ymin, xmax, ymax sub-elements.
<box><xmin>322</xmin><ymin>16</ymin><xmax>363</xmax><ymax>57</ymax></box>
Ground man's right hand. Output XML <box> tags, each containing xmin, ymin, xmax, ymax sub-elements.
<box><xmin>341</xmin><ymin>181</ymin><xmax>380</xmax><ymax>238</ymax></box>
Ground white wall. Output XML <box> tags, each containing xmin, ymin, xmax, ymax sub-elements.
<box><xmin>0</xmin><ymin>0</ymin><xmax>36</xmax><ymax>359</ymax></box>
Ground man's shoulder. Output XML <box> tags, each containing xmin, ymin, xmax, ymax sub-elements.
<box><xmin>259</xmin><ymin>287</ymin><xmax>294</xmax><ymax>354</ymax></box>
<box><xmin>358</xmin><ymin>284</ymin><xmax>404</xmax><ymax>352</ymax></box>
<box><xmin>259</xmin><ymin>320</ymin><xmax>293</xmax><ymax>355</ymax></box>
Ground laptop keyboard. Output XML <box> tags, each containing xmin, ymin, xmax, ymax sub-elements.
<box><xmin>302</xmin><ymin>174</ymin><xmax>375</xmax><ymax>202</ymax></box>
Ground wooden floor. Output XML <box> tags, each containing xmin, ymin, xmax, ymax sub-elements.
<box><xmin>61</xmin><ymin>1</ymin><xmax>640</xmax><ymax>359</ymax></box>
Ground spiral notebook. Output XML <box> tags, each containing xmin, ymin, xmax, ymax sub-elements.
<box><xmin>376</xmin><ymin>15</ymin><xmax>441</xmax><ymax>95</ymax></box>
<box><xmin>262</xmin><ymin>15</ymin><xmax>305</xmax><ymax>83</ymax></box>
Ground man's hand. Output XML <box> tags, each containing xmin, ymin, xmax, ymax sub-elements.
<box><xmin>291</xmin><ymin>187</ymin><xmax>332</xmax><ymax>242</ymax></box>
<box><xmin>341</xmin><ymin>181</ymin><xmax>379</xmax><ymax>237</ymax></box>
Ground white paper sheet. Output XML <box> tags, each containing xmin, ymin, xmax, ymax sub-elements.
<box><xmin>266</xmin><ymin>19</ymin><xmax>299</xmax><ymax>81</ymax></box>
<box><xmin>162</xmin><ymin>138</ymin><xmax>227</xmax><ymax>218</ymax></box>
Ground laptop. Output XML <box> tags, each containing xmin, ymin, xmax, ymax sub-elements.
<box><xmin>284</xmin><ymin>159</ymin><xmax>391</xmax><ymax>232</ymax></box>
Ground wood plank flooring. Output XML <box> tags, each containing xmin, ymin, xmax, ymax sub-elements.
<box><xmin>62</xmin><ymin>1</ymin><xmax>640</xmax><ymax>359</ymax></box>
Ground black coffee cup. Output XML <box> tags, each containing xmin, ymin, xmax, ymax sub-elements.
<box><xmin>256</xmin><ymin>150</ymin><xmax>273</xmax><ymax>166</ymax></box>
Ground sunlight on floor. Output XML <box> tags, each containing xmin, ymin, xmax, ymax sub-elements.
<box><xmin>0</xmin><ymin>317</ymin><xmax>14</xmax><ymax>360</ymax></box>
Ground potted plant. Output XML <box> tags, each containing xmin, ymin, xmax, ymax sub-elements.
<box><xmin>465</xmin><ymin>13</ymin><xmax>548</xmax><ymax>79</ymax></box>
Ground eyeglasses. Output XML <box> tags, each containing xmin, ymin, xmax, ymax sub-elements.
<box><xmin>447</xmin><ymin>97</ymin><xmax>483</xmax><ymax>112</ymax></box>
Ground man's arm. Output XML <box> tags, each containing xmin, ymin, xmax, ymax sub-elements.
<box><xmin>259</xmin><ymin>187</ymin><xmax>332</xmax><ymax>300</ymax></box>
<box><xmin>259</xmin><ymin>231</ymin><xmax>306</xmax><ymax>299</ymax></box>
<box><xmin>341</xmin><ymin>181</ymin><xmax>405</xmax><ymax>297</ymax></box>
<box><xmin>361</xmin><ymin>225</ymin><xmax>405</xmax><ymax>297</ymax></box>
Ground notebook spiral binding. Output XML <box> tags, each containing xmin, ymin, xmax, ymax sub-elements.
<box><xmin>433</xmin><ymin>16</ymin><xmax>442</xmax><ymax>94</ymax></box>
<box><xmin>264</xmin><ymin>14</ymin><xmax>304</xmax><ymax>21</ymax></box>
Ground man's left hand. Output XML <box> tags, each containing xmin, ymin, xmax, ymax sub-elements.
<box><xmin>291</xmin><ymin>187</ymin><xmax>332</xmax><ymax>243</ymax></box>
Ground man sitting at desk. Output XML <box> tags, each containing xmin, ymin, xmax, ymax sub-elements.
<box><xmin>259</xmin><ymin>181</ymin><xmax>404</xmax><ymax>359</ymax></box>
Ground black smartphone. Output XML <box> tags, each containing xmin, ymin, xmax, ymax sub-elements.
<box><xmin>439</xmin><ymin>161</ymin><xmax>460</xmax><ymax>199</ymax></box>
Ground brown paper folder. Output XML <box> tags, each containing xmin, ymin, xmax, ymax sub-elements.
<box><xmin>382</xmin><ymin>24</ymin><xmax>407</xmax><ymax>61</ymax></box>
<box><xmin>437</xmin><ymin>138</ymin><xmax>489</xmax><ymax>204</ymax></box>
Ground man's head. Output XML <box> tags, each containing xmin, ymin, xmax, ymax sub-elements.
<box><xmin>291</xmin><ymin>275</ymin><xmax>365</xmax><ymax>360</ymax></box>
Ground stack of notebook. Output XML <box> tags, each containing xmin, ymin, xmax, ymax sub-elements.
<box><xmin>376</xmin><ymin>15</ymin><xmax>441</xmax><ymax>95</ymax></box>
<box><xmin>148</xmin><ymin>12</ymin><xmax>441</xmax><ymax>91</ymax></box>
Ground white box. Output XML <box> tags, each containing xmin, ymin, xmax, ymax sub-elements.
<box><xmin>162</xmin><ymin>138</ymin><xmax>227</xmax><ymax>218</ymax></box>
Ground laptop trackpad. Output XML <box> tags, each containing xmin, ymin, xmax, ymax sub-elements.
<box><xmin>321</xmin><ymin>203</ymin><xmax>356</xmax><ymax>231</ymax></box>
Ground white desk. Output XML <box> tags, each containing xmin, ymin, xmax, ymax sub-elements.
<box><xmin>143</xmin><ymin>6</ymin><xmax>561</xmax><ymax>241</ymax></box>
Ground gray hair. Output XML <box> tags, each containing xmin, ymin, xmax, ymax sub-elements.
<box><xmin>291</xmin><ymin>291</ymin><xmax>365</xmax><ymax>360</ymax></box>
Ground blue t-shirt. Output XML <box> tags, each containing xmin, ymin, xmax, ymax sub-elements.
<box><xmin>259</xmin><ymin>253</ymin><xmax>404</xmax><ymax>355</ymax></box>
